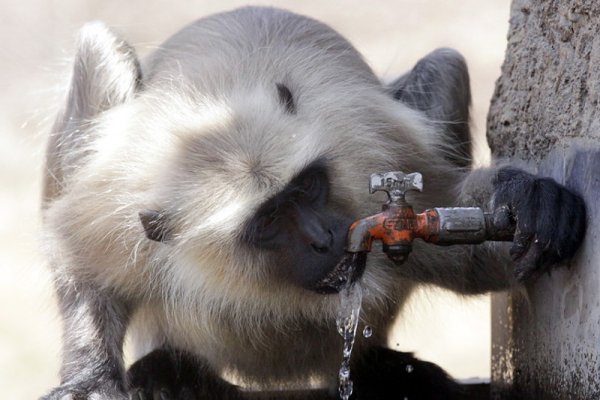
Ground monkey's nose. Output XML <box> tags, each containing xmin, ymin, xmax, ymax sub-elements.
<box><xmin>311</xmin><ymin>230</ymin><xmax>334</xmax><ymax>254</ymax></box>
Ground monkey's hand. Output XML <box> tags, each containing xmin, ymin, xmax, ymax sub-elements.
<box><xmin>128</xmin><ymin>349</ymin><xmax>242</xmax><ymax>400</ymax></box>
<box><xmin>492</xmin><ymin>167</ymin><xmax>586</xmax><ymax>281</ymax></box>
<box><xmin>41</xmin><ymin>379</ymin><xmax>127</xmax><ymax>400</ymax></box>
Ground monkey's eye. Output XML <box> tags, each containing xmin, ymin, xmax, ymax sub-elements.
<box><xmin>295</xmin><ymin>172</ymin><xmax>327</xmax><ymax>205</ymax></box>
<box><xmin>253</xmin><ymin>208</ymin><xmax>280</xmax><ymax>244</ymax></box>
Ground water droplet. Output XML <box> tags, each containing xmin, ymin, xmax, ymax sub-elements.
<box><xmin>362</xmin><ymin>325</ymin><xmax>372</xmax><ymax>338</ymax></box>
<box><xmin>335</xmin><ymin>263</ymin><xmax>363</xmax><ymax>400</ymax></box>
<box><xmin>406</xmin><ymin>364</ymin><xmax>414</xmax><ymax>373</ymax></box>
<box><xmin>339</xmin><ymin>379</ymin><xmax>353</xmax><ymax>399</ymax></box>
<box><xmin>339</xmin><ymin>369</ymin><xmax>350</xmax><ymax>380</ymax></box>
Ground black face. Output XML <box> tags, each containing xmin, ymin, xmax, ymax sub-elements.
<box><xmin>242</xmin><ymin>160</ymin><xmax>353</xmax><ymax>292</ymax></box>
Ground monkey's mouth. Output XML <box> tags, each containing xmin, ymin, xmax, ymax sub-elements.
<box><xmin>313</xmin><ymin>252</ymin><xmax>367</xmax><ymax>294</ymax></box>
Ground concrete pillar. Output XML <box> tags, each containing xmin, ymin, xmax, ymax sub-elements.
<box><xmin>487</xmin><ymin>0</ymin><xmax>600</xmax><ymax>399</ymax></box>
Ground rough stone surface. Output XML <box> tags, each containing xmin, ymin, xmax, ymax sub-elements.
<box><xmin>491</xmin><ymin>149</ymin><xmax>600</xmax><ymax>400</ymax></box>
<box><xmin>488</xmin><ymin>0</ymin><xmax>600</xmax><ymax>161</ymax></box>
<box><xmin>489</xmin><ymin>0</ymin><xmax>600</xmax><ymax>399</ymax></box>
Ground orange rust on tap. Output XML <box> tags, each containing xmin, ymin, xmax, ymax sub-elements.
<box><xmin>414</xmin><ymin>209</ymin><xmax>441</xmax><ymax>243</ymax></box>
<box><xmin>347</xmin><ymin>202</ymin><xmax>448</xmax><ymax>253</ymax></box>
<box><xmin>366</xmin><ymin>205</ymin><xmax>416</xmax><ymax>247</ymax></box>
<box><xmin>347</xmin><ymin>213</ymin><xmax>386</xmax><ymax>252</ymax></box>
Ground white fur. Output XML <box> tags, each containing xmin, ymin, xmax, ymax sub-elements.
<box><xmin>43</xmin><ymin>7</ymin><xmax>512</xmax><ymax>395</ymax></box>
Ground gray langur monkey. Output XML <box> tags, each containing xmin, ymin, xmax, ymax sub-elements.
<box><xmin>40</xmin><ymin>6</ymin><xmax>586</xmax><ymax>400</ymax></box>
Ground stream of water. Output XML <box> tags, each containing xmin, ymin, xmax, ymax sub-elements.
<box><xmin>335</xmin><ymin>253</ymin><xmax>365</xmax><ymax>400</ymax></box>
<box><xmin>336</xmin><ymin>283</ymin><xmax>363</xmax><ymax>400</ymax></box>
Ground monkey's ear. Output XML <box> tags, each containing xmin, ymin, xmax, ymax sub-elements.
<box><xmin>139</xmin><ymin>209</ymin><xmax>171</xmax><ymax>242</ymax></box>
<box><xmin>44</xmin><ymin>22</ymin><xmax>142</xmax><ymax>202</ymax></box>
<box><xmin>389</xmin><ymin>48</ymin><xmax>472</xmax><ymax>167</ymax></box>
<box><xmin>66</xmin><ymin>22</ymin><xmax>142</xmax><ymax>122</ymax></box>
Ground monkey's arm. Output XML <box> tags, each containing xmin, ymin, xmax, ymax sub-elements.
<box><xmin>41</xmin><ymin>21</ymin><xmax>143</xmax><ymax>400</ymax></box>
<box><xmin>128</xmin><ymin>349</ymin><xmax>337</xmax><ymax>400</ymax></box>
<box><xmin>394</xmin><ymin>165</ymin><xmax>586</xmax><ymax>294</ymax></box>
<box><xmin>389</xmin><ymin>49</ymin><xmax>586</xmax><ymax>292</ymax></box>
<box><xmin>128</xmin><ymin>347</ymin><xmax>465</xmax><ymax>400</ymax></box>
<box><xmin>42</xmin><ymin>278</ymin><xmax>130</xmax><ymax>399</ymax></box>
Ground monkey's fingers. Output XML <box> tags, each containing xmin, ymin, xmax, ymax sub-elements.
<box><xmin>513</xmin><ymin>237</ymin><xmax>544</xmax><ymax>282</ymax></box>
<box><xmin>509</xmin><ymin>230</ymin><xmax>532</xmax><ymax>262</ymax></box>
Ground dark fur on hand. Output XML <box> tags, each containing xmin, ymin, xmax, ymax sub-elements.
<box><xmin>128</xmin><ymin>349</ymin><xmax>242</xmax><ymax>400</ymax></box>
<box><xmin>493</xmin><ymin>167</ymin><xmax>586</xmax><ymax>281</ymax></box>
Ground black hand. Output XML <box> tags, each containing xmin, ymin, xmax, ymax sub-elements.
<box><xmin>493</xmin><ymin>167</ymin><xmax>586</xmax><ymax>281</ymax></box>
<box><xmin>128</xmin><ymin>349</ymin><xmax>242</xmax><ymax>400</ymax></box>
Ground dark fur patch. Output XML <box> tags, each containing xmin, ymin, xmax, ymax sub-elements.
<box><xmin>352</xmin><ymin>347</ymin><xmax>462</xmax><ymax>400</ymax></box>
<box><xmin>389</xmin><ymin>48</ymin><xmax>472</xmax><ymax>168</ymax></box>
<box><xmin>139</xmin><ymin>209</ymin><xmax>171</xmax><ymax>242</ymax></box>
<box><xmin>128</xmin><ymin>348</ymin><xmax>241</xmax><ymax>399</ymax></box>
<box><xmin>493</xmin><ymin>167</ymin><xmax>587</xmax><ymax>281</ymax></box>
<box><xmin>276</xmin><ymin>83</ymin><xmax>296</xmax><ymax>114</ymax></box>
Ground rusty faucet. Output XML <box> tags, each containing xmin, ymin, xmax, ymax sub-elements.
<box><xmin>345</xmin><ymin>171</ymin><xmax>515</xmax><ymax>264</ymax></box>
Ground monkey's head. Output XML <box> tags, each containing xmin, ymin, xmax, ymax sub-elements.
<box><xmin>135</xmin><ymin>81</ymin><xmax>378</xmax><ymax>297</ymax></box>
<box><xmin>48</xmin><ymin>16</ymin><xmax>430</xmax><ymax>322</ymax></box>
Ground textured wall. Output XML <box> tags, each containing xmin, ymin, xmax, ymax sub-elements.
<box><xmin>488</xmin><ymin>0</ymin><xmax>600</xmax><ymax>398</ymax></box>
<box><xmin>488</xmin><ymin>0</ymin><xmax>600</xmax><ymax>161</ymax></box>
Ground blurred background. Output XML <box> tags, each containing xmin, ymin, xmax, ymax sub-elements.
<box><xmin>0</xmin><ymin>1</ymin><xmax>510</xmax><ymax>398</ymax></box>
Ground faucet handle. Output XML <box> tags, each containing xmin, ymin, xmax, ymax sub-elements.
<box><xmin>369</xmin><ymin>171</ymin><xmax>423</xmax><ymax>204</ymax></box>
